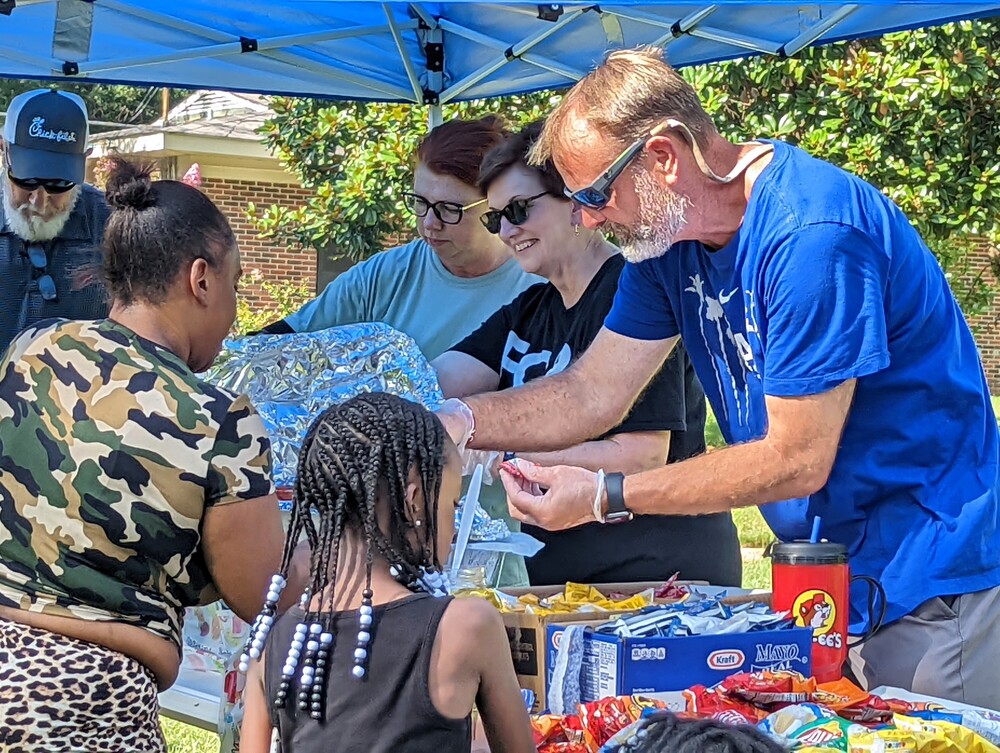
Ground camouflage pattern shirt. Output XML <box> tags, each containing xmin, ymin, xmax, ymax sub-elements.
<box><xmin>0</xmin><ymin>319</ymin><xmax>274</xmax><ymax>648</ymax></box>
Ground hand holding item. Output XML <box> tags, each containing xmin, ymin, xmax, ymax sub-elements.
<box><xmin>500</xmin><ymin>459</ymin><xmax>601</xmax><ymax>531</ymax></box>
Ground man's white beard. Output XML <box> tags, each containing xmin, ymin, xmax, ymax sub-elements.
<box><xmin>1</xmin><ymin>180</ymin><xmax>81</xmax><ymax>242</ymax></box>
<box><xmin>611</xmin><ymin>169</ymin><xmax>688</xmax><ymax>264</ymax></box>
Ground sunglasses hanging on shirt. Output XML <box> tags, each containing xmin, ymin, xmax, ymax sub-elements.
<box><xmin>25</xmin><ymin>243</ymin><xmax>58</xmax><ymax>302</ymax></box>
<box><xmin>480</xmin><ymin>191</ymin><xmax>552</xmax><ymax>234</ymax></box>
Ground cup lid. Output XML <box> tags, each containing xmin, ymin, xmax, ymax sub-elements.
<box><xmin>770</xmin><ymin>541</ymin><xmax>847</xmax><ymax>564</ymax></box>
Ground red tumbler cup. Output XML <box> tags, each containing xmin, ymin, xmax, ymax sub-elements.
<box><xmin>771</xmin><ymin>541</ymin><xmax>883</xmax><ymax>683</ymax></box>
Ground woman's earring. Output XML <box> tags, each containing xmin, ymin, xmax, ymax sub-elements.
<box><xmin>574</xmin><ymin>224</ymin><xmax>580</xmax><ymax>235</ymax></box>
<box><xmin>414</xmin><ymin>519</ymin><xmax>423</xmax><ymax>528</ymax></box>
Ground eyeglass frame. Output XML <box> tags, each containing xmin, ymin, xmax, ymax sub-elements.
<box><xmin>24</xmin><ymin>242</ymin><xmax>58</xmax><ymax>302</ymax></box>
<box><xmin>564</xmin><ymin>119</ymin><xmax>686</xmax><ymax>210</ymax></box>
<box><xmin>479</xmin><ymin>191</ymin><xmax>553</xmax><ymax>235</ymax></box>
<box><xmin>402</xmin><ymin>192</ymin><xmax>487</xmax><ymax>226</ymax></box>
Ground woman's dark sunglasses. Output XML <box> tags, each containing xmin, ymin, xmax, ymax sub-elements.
<box><xmin>564</xmin><ymin>120</ymin><xmax>675</xmax><ymax>210</ymax></box>
<box><xmin>7</xmin><ymin>170</ymin><xmax>76</xmax><ymax>195</ymax></box>
<box><xmin>480</xmin><ymin>192</ymin><xmax>552</xmax><ymax>235</ymax></box>
<box><xmin>403</xmin><ymin>192</ymin><xmax>486</xmax><ymax>225</ymax></box>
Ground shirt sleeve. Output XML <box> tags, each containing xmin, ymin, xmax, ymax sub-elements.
<box><xmin>206</xmin><ymin>394</ymin><xmax>276</xmax><ymax>506</ymax></box>
<box><xmin>612</xmin><ymin>346</ymin><xmax>689</xmax><ymax>434</ymax></box>
<box><xmin>761</xmin><ymin>222</ymin><xmax>890</xmax><ymax>397</ymax></box>
<box><xmin>448</xmin><ymin>298</ymin><xmax>519</xmax><ymax>374</ymax></box>
<box><xmin>603</xmin><ymin>258</ymin><xmax>679</xmax><ymax>340</ymax></box>
<box><xmin>283</xmin><ymin>254</ymin><xmax>380</xmax><ymax>332</ymax></box>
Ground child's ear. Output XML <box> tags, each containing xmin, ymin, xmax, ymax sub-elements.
<box><xmin>405</xmin><ymin>477</ymin><xmax>421</xmax><ymax>519</ymax></box>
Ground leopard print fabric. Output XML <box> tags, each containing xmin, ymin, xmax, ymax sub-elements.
<box><xmin>0</xmin><ymin>618</ymin><xmax>167</xmax><ymax>753</ymax></box>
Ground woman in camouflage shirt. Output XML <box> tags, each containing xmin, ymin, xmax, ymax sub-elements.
<box><xmin>0</xmin><ymin>159</ymin><xmax>305</xmax><ymax>753</ymax></box>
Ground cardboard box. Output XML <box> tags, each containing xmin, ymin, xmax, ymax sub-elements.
<box><xmin>500</xmin><ymin>581</ymin><xmax>676</xmax><ymax>712</ymax></box>
<box><xmin>546</xmin><ymin>622</ymin><xmax>813</xmax><ymax>702</ymax></box>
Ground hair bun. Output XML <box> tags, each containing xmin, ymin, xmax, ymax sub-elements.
<box><xmin>104</xmin><ymin>158</ymin><xmax>156</xmax><ymax>210</ymax></box>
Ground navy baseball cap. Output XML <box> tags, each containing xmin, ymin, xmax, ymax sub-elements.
<box><xmin>3</xmin><ymin>89</ymin><xmax>89</xmax><ymax>184</ymax></box>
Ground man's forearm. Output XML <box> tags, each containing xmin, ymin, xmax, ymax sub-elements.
<box><xmin>465</xmin><ymin>370</ymin><xmax>621</xmax><ymax>451</ymax></box>
<box><xmin>521</xmin><ymin>432</ymin><xmax>668</xmax><ymax>475</ymax></box>
<box><xmin>623</xmin><ymin>436</ymin><xmax>823</xmax><ymax>517</ymax></box>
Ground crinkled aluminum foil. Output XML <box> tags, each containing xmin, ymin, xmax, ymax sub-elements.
<box><xmin>463</xmin><ymin>503</ymin><xmax>511</xmax><ymax>542</ymax></box>
<box><xmin>206</xmin><ymin>323</ymin><xmax>443</xmax><ymax>492</ymax></box>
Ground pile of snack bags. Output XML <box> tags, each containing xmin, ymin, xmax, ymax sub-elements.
<box><xmin>458</xmin><ymin>576</ymin><xmax>691</xmax><ymax>616</ymax></box>
<box><xmin>529</xmin><ymin>671</ymin><xmax>1000</xmax><ymax>752</ymax></box>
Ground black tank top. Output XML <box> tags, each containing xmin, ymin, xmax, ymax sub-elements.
<box><xmin>264</xmin><ymin>594</ymin><xmax>471</xmax><ymax>753</ymax></box>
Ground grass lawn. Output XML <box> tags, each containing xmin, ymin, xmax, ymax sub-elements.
<box><xmin>162</xmin><ymin>718</ymin><xmax>217</xmax><ymax>753</ymax></box>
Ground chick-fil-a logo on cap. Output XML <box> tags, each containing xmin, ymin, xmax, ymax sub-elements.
<box><xmin>28</xmin><ymin>117</ymin><xmax>78</xmax><ymax>144</ymax></box>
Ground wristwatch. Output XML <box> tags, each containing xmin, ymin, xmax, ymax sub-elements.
<box><xmin>603</xmin><ymin>472</ymin><xmax>633</xmax><ymax>524</ymax></box>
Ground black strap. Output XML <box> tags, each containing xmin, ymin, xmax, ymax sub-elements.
<box><xmin>605</xmin><ymin>472</ymin><xmax>627</xmax><ymax>516</ymax></box>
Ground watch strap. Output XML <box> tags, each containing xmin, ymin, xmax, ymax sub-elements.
<box><xmin>604</xmin><ymin>472</ymin><xmax>632</xmax><ymax>524</ymax></box>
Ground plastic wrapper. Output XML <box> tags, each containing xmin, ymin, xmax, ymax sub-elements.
<box><xmin>205</xmin><ymin>323</ymin><xmax>444</xmax><ymax>494</ymax></box>
<box><xmin>789</xmin><ymin>717</ymin><xmax>869</xmax><ymax>750</ymax></box>
<box><xmin>759</xmin><ymin>703</ymin><xmax>838</xmax><ymax>741</ymax></box>
<box><xmin>684</xmin><ymin>685</ymin><xmax>768</xmax><ymax>724</ymax></box>
<box><xmin>601</xmin><ymin>598</ymin><xmax>794</xmax><ymax>640</ymax></box>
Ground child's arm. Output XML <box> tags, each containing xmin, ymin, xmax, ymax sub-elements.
<box><xmin>468</xmin><ymin>601</ymin><xmax>536</xmax><ymax>753</ymax></box>
<box><xmin>240</xmin><ymin>655</ymin><xmax>275</xmax><ymax>753</ymax></box>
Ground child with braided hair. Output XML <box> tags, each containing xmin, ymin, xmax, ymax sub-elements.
<box><xmin>240</xmin><ymin>392</ymin><xmax>534</xmax><ymax>753</ymax></box>
<box><xmin>611</xmin><ymin>712</ymin><xmax>787</xmax><ymax>753</ymax></box>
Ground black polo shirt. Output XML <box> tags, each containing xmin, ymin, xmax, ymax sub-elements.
<box><xmin>0</xmin><ymin>184</ymin><xmax>110</xmax><ymax>353</ymax></box>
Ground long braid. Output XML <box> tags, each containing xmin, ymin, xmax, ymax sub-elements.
<box><xmin>616</xmin><ymin>712</ymin><xmax>786</xmax><ymax>753</ymax></box>
<box><xmin>254</xmin><ymin>392</ymin><xmax>449</xmax><ymax>718</ymax></box>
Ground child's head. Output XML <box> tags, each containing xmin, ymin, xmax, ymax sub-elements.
<box><xmin>614</xmin><ymin>713</ymin><xmax>785</xmax><ymax>753</ymax></box>
<box><xmin>285</xmin><ymin>392</ymin><xmax>462</xmax><ymax>596</ymax></box>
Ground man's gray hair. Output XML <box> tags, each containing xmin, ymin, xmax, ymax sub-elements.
<box><xmin>531</xmin><ymin>46</ymin><xmax>718</xmax><ymax>166</ymax></box>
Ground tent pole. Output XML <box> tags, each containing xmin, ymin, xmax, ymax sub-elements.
<box><xmin>428</xmin><ymin>104</ymin><xmax>443</xmax><ymax>129</ymax></box>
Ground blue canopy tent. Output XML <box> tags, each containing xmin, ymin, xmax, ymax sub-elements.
<box><xmin>2</xmin><ymin>1</ymin><xmax>999</xmax><ymax>127</ymax></box>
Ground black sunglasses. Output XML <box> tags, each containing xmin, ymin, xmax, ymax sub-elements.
<box><xmin>7</xmin><ymin>170</ymin><xmax>76</xmax><ymax>195</ymax></box>
<box><xmin>564</xmin><ymin>120</ymin><xmax>677</xmax><ymax>210</ymax></box>
<box><xmin>480</xmin><ymin>192</ymin><xmax>552</xmax><ymax>235</ymax></box>
<box><xmin>403</xmin><ymin>192</ymin><xmax>486</xmax><ymax>226</ymax></box>
<box><xmin>25</xmin><ymin>243</ymin><xmax>58</xmax><ymax>302</ymax></box>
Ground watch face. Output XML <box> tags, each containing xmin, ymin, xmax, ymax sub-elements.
<box><xmin>604</xmin><ymin>510</ymin><xmax>634</xmax><ymax>525</ymax></box>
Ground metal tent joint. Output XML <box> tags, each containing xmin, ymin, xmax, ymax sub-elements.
<box><xmin>239</xmin><ymin>36</ymin><xmax>258</xmax><ymax>53</ymax></box>
<box><xmin>537</xmin><ymin>4</ymin><xmax>563</xmax><ymax>23</ymax></box>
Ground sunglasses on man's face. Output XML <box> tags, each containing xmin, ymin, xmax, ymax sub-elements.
<box><xmin>26</xmin><ymin>243</ymin><xmax>58</xmax><ymax>302</ymax></box>
<box><xmin>480</xmin><ymin>192</ymin><xmax>552</xmax><ymax>235</ymax></box>
<box><xmin>564</xmin><ymin>120</ymin><xmax>676</xmax><ymax>210</ymax></box>
<box><xmin>7</xmin><ymin>170</ymin><xmax>76</xmax><ymax>195</ymax></box>
<box><xmin>403</xmin><ymin>192</ymin><xmax>486</xmax><ymax>225</ymax></box>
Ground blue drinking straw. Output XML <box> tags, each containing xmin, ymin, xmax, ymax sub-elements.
<box><xmin>809</xmin><ymin>515</ymin><xmax>822</xmax><ymax>544</ymax></box>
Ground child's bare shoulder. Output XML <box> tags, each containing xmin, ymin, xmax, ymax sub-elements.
<box><xmin>439</xmin><ymin>596</ymin><xmax>505</xmax><ymax>649</ymax></box>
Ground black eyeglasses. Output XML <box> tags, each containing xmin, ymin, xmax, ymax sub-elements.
<box><xmin>403</xmin><ymin>192</ymin><xmax>487</xmax><ymax>225</ymax></box>
<box><xmin>25</xmin><ymin>243</ymin><xmax>58</xmax><ymax>302</ymax></box>
<box><xmin>480</xmin><ymin>192</ymin><xmax>552</xmax><ymax>234</ymax></box>
<box><xmin>7</xmin><ymin>170</ymin><xmax>76</xmax><ymax>195</ymax></box>
<box><xmin>564</xmin><ymin>120</ymin><xmax>677</xmax><ymax>210</ymax></box>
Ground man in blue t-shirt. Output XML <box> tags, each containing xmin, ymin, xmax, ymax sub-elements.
<box><xmin>437</xmin><ymin>47</ymin><xmax>1000</xmax><ymax>707</ymax></box>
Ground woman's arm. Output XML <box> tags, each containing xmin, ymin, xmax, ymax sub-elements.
<box><xmin>519</xmin><ymin>429</ymin><xmax>670</xmax><ymax>475</ymax></box>
<box><xmin>432</xmin><ymin>351</ymin><xmax>501</xmax><ymax>398</ymax></box>
<box><xmin>239</xmin><ymin>656</ymin><xmax>274</xmax><ymax>753</ymax></box>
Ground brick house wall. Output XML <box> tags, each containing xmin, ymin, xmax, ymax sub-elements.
<box><xmin>199</xmin><ymin>177</ymin><xmax>318</xmax><ymax>309</ymax></box>
<box><xmin>966</xmin><ymin>240</ymin><xmax>1000</xmax><ymax>392</ymax></box>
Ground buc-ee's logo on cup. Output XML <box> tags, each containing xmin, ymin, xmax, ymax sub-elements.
<box><xmin>793</xmin><ymin>589</ymin><xmax>842</xmax><ymax>648</ymax></box>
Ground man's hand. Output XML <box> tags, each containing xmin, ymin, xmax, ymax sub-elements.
<box><xmin>500</xmin><ymin>460</ymin><xmax>600</xmax><ymax>530</ymax></box>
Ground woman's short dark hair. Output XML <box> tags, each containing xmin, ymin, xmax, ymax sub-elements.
<box><xmin>102</xmin><ymin>158</ymin><xmax>236</xmax><ymax>306</ymax></box>
<box><xmin>416</xmin><ymin>115</ymin><xmax>509</xmax><ymax>188</ymax></box>
<box><xmin>478</xmin><ymin>120</ymin><xmax>566</xmax><ymax>197</ymax></box>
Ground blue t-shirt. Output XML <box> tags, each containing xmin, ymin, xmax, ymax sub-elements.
<box><xmin>285</xmin><ymin>238</ymin><xmax>542</xmax><ymax>360</ymax></box>
<box><xmin>605</xmin><ymin>140</ymin><xmax>1000</xmax><ymax>631</ymax></box>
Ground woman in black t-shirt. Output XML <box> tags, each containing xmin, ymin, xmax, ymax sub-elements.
<box><xmin>432</xmin><ymin>122</ymin><xmax>741</xmax><ymax>587</ymax></box>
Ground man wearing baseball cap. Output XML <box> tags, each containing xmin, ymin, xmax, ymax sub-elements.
<box><xmin>0</xmin><ymin>88</ymin><xmax>109</xmax><ymax>353</ymax></box>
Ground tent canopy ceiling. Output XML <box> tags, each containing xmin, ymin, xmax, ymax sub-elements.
<box><xmin>1</xmin><ymin>2</ymin><xmax>998</xmax><ymax>104</ymax></box>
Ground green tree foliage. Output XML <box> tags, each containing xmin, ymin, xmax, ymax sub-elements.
<box><xmin>255</xmin><ymin>20</ymin><xmax>998</xmax><ymax>313</ymax></box>
<box><xmin>1</xmin><ymin>80</ymin><xmax>184</xmax><ymax>126</ymax></box>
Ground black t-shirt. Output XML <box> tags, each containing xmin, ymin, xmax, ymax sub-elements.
<box><xmin>452</xmin><ymin>254</ymin><xmax>741</xmax><ymax>586</ymax></box>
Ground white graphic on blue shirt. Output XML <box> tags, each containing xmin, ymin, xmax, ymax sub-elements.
<box><xmin>684</xmin><ymin>274</ymin><xmax>761</xmax><ymax>431</ymax></box>
<box><xmin>501</xmin><ymin>331</ymin><xmax>571</xmax><ymax>387</ymax></box>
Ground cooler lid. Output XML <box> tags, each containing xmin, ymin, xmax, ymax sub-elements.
<box><xmin>770</xmin><ymin>541</ymin><xmax>848</xmax><ymax>565</ymax></box>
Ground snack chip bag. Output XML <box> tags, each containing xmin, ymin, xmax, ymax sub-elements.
<box><xmin>684</xmin><ymin>685</ymin><xmax>767</xmax><ymax>724</ymax></box>
<box><xmin>790</xmin><ymin>717</ymin><xmax>869</xmax><ymax>751</ymax></box>
<box><xmin>720</xmin><ymin>670</ymin><xmax>817</xmax><ymax>706</ymax></box>
<box><xmin>893</xmin><ymin>714</ymin><xmax>1000</xmax><ymax>753</ymax></box>
<box><xmin>848</xmin><ymin>728</ymin><xmax>920</xmax><ymax>752</ymax></box>
<box><xmin>759</xmin><ymin>703</ymin><xmax>837</xmax><ymax>741</ymax></box>
<box><xmin>815</xmin><ymin>678</ymin><xmax>893</xmax><ymax>725</ymax></box>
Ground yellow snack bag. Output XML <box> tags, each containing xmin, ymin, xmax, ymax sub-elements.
<box><xmin>893</xmin><ymin>715</ymin><xmax>1000</xmax><ymax>753</ymax></box>
<box><xmin>848</xmin><ymin>728</ymin><xmax>918</xmax><ymax>752</ymax></box>
<box><xmin>564</xmin><ymin>582</ymin><xmax>607</xmax><ymax>603</ymax></box>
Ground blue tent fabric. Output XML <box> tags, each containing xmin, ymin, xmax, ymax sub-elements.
<box><xmin>1</xmin><ymin>2</ymin><xmax>998</xmax><ymax>102</ymax></box>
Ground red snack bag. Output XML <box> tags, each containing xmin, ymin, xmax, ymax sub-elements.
<box><xmin>654</xmin><ymin>572</ymin><xmax>688</xmax><ymax>600</ymax></box>
<box><xmin>720</xmin><ymin>671</ymin><xmax>816</xmax><ymax>706</ymax></box>
<box><xmin>684</xmin><ymin>685</ymin><xmax>766</xmax><ymax>724</ymax></box>
<box><xmin>531</xmin><ymin>715</ymin><xmax>570</xmax><ymax>747</ymax></box>
<box><xmin>578</xmin><ymin>697</ymin><xmax>634</xmax><ymax>748</ymax></box>
<box><xmin>538</xmin><ymin>744</ymin><xmax>592</xmax><ymax>753</ymax></box>
<box><xmin>814</xmin><ymin>677</ymin><xmax>893</xmax><ymax>725</ymax></box>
